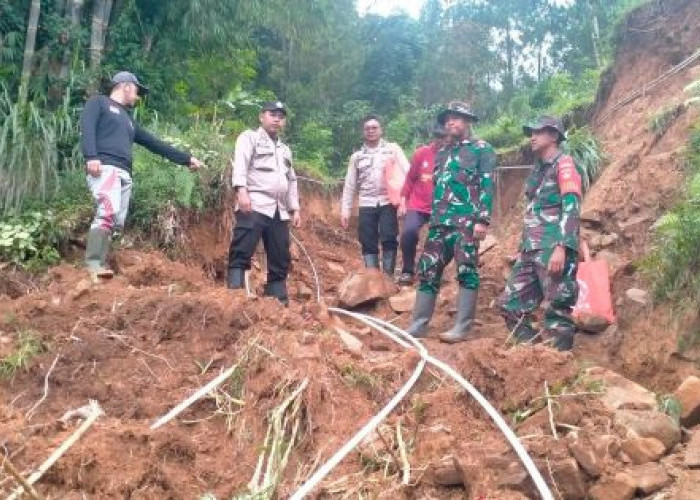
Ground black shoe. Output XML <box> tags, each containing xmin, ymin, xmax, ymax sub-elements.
<box><xmin>264</xmin><ymin>280</ymin><xmax>289</xmax><ymax>306</ymax></box>
<box><xmin>227</xmin><ymin>268</ymin><xmax>245</xmax><ymax>289</ymax></box>
<box><xmin>363</xmin><ymin>254</ymin><xmax>380</xmax><ymax>269</ymax></box>
<box><xmin>398</xmin><ymin>272</ymin><xmax>414</xmax><ymax>286</ymax></box>
<box><xmin>382</xmin><ymin>250</ymin><xmax>397</xmax><ymax>277</ymax></box>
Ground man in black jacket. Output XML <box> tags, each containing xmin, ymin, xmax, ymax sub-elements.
<box><xmin>80</xmin><ymin>71</ymin><xmax>202</xmax><ymax>279</ymax></box>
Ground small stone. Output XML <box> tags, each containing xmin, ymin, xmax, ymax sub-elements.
<box><xmin>595</xmin><ymin>250</ymin><xmax>625</xmax><ymax>277</ymax></box>
<box><xmin>300</xmin><ymin>331</ymin><xmax>316</xmax><ymax>345</ymax></box>
<box><xmin>337</xmin><ymin>269</ymin><xmax>388</xmax><ymax>308</ymax></box>
<box><xmin>581</xmin><ymin>209</ymin><xmax>602</xmax><ymax>225</ymax></box>
<box><xmin>588</xmin><ymin>473</ymin><xmax>635</xmax><ymax>500</ymax></box>
<box><xmin>625</xmin><ymin>288</ymin><xmax>649</xmax><ymax>305</ymax></box>
<box><xmin>614</xmin><ymin>409</ymin><xmax>681</xmax><ymax>452</ymax></box>
<box><xmin>550</xmin><ymin>458</ymin><xmax>587</xmax><ymax>499</ymax></box>
<box><xmin>556</xmin><ymin>400</ymin><xmax>583</xmax><ymax>427</ymax></box>
<box><xmin>621</xmin><ymin>437</ymin><xmax>666</xmax><ymax>464</ymax></box>
<box><xmin>326</xmin><ymin>262</ymin><xmax>346</xmax><ymax>275</ymax></box>
<box><xmin>428</xmin><ymin>455</ymin><xmax>463</xmax><ymax>486</ymax></box>
<box><xmin>673</xmin><ymin>376</ymin><xmax>700</xmax><ymax>427</ymax></box>
<box><xmin>389</xmin><ymin>289</ymin><xmax>416</xmax><ymax>313</ymax></box>
<box><xmin>685</xmin><ymin>431</ymin><xmax>700</xmax><ymax>468</ymax></box>
<box><xmin>336</xmin><ymin>328</ymin><xmax>363</xmax><ymax>354</ymax></box>
<box><xmin>587</xmin><ymin>367</ymin><xmax>657</xmax><ymax>411</ymax></box>
<box><xmin>569</xmin><ymin>440</ymin><xmax>602</xmax><ymax>478</ymax></box>
<box><xmin>69</xmin><ymin>279</ymin><xmax>92</xmax><ymax>300</ymax></box>
<box><xmin>297</xmin><ymin>283</ymin><xmax>313</xmax><ymax>300</ymax></box>
<box><xmin>626</xmin><ymin>462</ymin><xmax>671</xmax><ymax>495</ymax></box>
<box><xmin>478</xmin><ymin>234</ymin><xmax>498</xmax><ymax>255</ymax></box>
<box><xmin>496</xmin><ymin>462</ymin><xmax>536</xmax><ymax>497</ymax></box>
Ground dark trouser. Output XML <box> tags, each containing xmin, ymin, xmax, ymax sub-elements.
<box><xmin>498</xmin><ymin>248</ymin><xmax>579</xmax><ymax>349</ymax></box>
<box><xmin>228</xmin><ymin>210</ymin><xmax>290</xmax><ymax>283</ymax></box>
<box><xmin>400</xmin><ymin>210</ymin><xmax>430</xmax><ymax>274</ymax></box>
<box><xmin>358</xmin><ymin>204</ymin><xmax>398</xmax><ymax>256</ymax></box>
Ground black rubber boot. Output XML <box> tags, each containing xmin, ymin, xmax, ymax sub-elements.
<box><xmin>264</xmin><ymin>280</ymin><xmax>289</xmax><ymax>306</ymax></box>
<box><xmin>382</xmin><ymin>250</ymin><xmax>397</xmax><ymax>277</ymax></box>
<box><xmin>439</xmin><ymin>287</ymin><xmax>477</xmax><ymax>343</ymax></box>
<box><xmin>227</xmin><ymin>268</ymin><xmax>245</xmax><ymax>289</ymax></box>
<box><xmin>363</xmin><ymin>254</ymin><xmax>380</xmax><ymax>269</ymax></box>
<box><xmin>406</xmin><ymin>290</ymin><xmax>437</xmax><ymax>338</ymax></box>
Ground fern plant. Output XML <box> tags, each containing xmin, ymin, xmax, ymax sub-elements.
<box><xmin>562</xmin><ymin>126</ymin><xmax>605</xmax><ymax>190</ymax></box>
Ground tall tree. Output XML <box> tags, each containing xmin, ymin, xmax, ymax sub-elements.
<box><xmin>18</xmin><ymin>0</ymin><xmax>40</xmax><ymax>105</ymax></box>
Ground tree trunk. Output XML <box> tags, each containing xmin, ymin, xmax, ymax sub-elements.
<box><xmin>18</xmin><ymin>0</ymin><xmax>41</xmax><ymax>105</ymax></box>
<box><xmin>588</xmin><ymin>0</ymin><xmax>602</xmax><ymax>68</ymax></box>
<box><xmin>505</xmin><ymin>18</ymin><xmax>514</xmax><ymax>93</ymax></box>
<box><xmin>59</xmin><ymin>0</ymin><xmax>84</xmax><ymax>80</ymax></box>
<box><xmin>90</xmin><ymin>0</ymin><xmax>113</xmax><ymax>71</ymax></box>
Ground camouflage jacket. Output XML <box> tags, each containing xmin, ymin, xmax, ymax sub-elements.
<box><xmin>430</xmin><ymin>138</ymin><xmax>496</xmax><ymax>229</ymax></box>
<box><xmin>520</xmin><ymin>153</ymin><xmax>581</xmax><ymax>252</ymax></box>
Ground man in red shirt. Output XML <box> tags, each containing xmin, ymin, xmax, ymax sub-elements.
<box><xmin>397</xmin><ymin>124</ymin><xmax>448</xmax><ymax>285</ymax></box>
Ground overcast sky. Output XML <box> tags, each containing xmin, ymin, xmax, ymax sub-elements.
<box><xmin>356</xmin><ymin>0</ymin><xmax>426</xmax><ymax>18</ymax></box>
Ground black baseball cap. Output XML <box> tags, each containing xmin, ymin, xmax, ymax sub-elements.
<box><xmin>110</xmin><ymin>71</ymin><xmax>149</xmax><ymax>95</ymax></box>
<box><xmin>523</xmin><ymin>116</ymin><xmax>566</xmax><ymax>142</ymax></box>
<box><xmin>261</xmin><ymin>101</ymin><xmax>287</xmax><ymax>115</ymax></box>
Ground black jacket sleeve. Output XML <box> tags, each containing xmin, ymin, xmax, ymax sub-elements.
<box><xmin>80</xmin><ymin>97</ymin><xmax>102</xmax><ymax>161</ymax></box>
<box><xmin>134</xmin><ymin>125</ymin><xmax>191</xmax><ymax>165</ymax></box>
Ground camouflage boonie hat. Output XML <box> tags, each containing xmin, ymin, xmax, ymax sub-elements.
<box><xmin>261</xmin><ymin>101</ymin><xmax>287</xmax><ymax>115</ymax></box>
<box><xmin>523</xmin><ymin>116</ymin><xmax>566</xmax><ymax>142</ymax></box>
<box><xmin>437</xmin><ymin>101</ymin><xmax>479</xmax><ymax>125</ymax></box>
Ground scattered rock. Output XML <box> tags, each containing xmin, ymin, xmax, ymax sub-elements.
<box><xmin>592</xmin><ymin>434</ymin><xmax>621</xmax><ymax>460</ymax></box>
<box><xmin>389</xmin><ymin>288</ymin><xmax>416</xmax><ymax>313</ymax></box>
<box><xmin>619</xmin><ymin>213</ymin><xmax>651</xmax><ymax>237</ymax></box>
<box><xmin>549</xmin><ymin>458</ymin><xmax>587</xmax><ymax>499</ymax></box>
<box><xmin>614</xmin><ymin>409</ymin><xmax>681</xmax><ymax>452</ymax></box>
<box><xmin>684</xmin><ymin>431</ymin><xmax>700</xmax><ymax>468</ymax></box>
<box><xmin>575</xmin><ymin>313</ymin><xmax>610</xmax><ymax>333</ymax></box>
<box><xmin>69</xmin><ymin>279</ymin><xmax>92</xmax><ymax>300</ymax></box>
<box><xmin>621</xmin><ymin>437</ymin><xmax>666</xmax><ymax>464</ymax></box>
<box><xmin>556</xmin><ymin>400</ymin><xmax>584</xmax><ymax>427</ymax></box>
<box><xmin>588</xmin><ymin>473</ymin><xmax>635</xmax><ymax>500</ymax></box>
<box><xmin>300</xmin><ymin>331</ymin><xmax>316</xmax><ymax>345</ymax></box>
<box><xmin>428</xmin><ymin>455</ymin><xmax>463</xmax><ymax>486</ymax></box>
<box><xmin>569</xmin><ymin>440</ymin><xmax>602</xmax><ymax>478</ymax></box>
<box><xmin>624</xmin><ymin>288</ymin><xmax>649</xmax><ymax>305</ymax></box>
<box><xmin>581</xmin><ymin>209</ymin><xmax>603</xmax><ymax>225</ymax></box>
<box><xmin>496</xmin><ymin>462</ymin><xmax>536</xmax><ymax>497</ymax></box>
<box><xmin>673</xmin><ymin>376</ymin><xmax>700</xmax><ymax>427</ymax></box>
<box><xmin>326</xmin><ymin>261</ymin><xmax>346</xmax><ymax>275</ymax></box>
<box><xmin>337</xmin><ymin>270</ymin><xmax>389</xmax><ymax>308</ymax></box>
<box><xmin>296</xmin><ymin>283</ymin><xmax>313</xmax><ymax>300</ymax></box>
<box><xmin>590</xmin><ymin>232</ymin><xmax>620</xmax><ymax>249</ymax></box>
<box><xmin>625</xmin><ymin>462</ymin><xmax>671</xmax><ymax>495</ymax></box>
<box><xmin>673</xmin><ymin>470</ymin><xmax>700</xmax><ymax>500</ymax></box>
<box><xmin>336</xmin><ymin>328</ymin><xmax>363</xmax><ymax>354</ymax></box>
<box><xmin>587</xmin><ymin>367</ymin><xmax>657</xmax><ymax>411</ymax></box>
<box><xmin>595</xmin><ymin>250</ymin><xmax>625</xmax><ymax>277</ymax></box>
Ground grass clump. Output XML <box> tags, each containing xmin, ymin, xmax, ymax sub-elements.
<box><xmin>0</xmin><ymin>330</ymin><xmax>44</xmax><ymax>379</ymax></box>
<box><xmin>648</xmin><ymin>104</ymin><xmax>685</xmax><ymax>137</ymax></box>
<box><xmin>562</xmin><ymin>126</ymin><xmax>606</xmax><ymax>191</ymax></box>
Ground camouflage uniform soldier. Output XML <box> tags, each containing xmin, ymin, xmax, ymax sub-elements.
<box><xmin>497</xmin><ymin>116</ymin><xmax>582</xmax><ymax>351</ymax></box>
<box><xmin>406</xmin><ymin>102</ymin><xmax>496</xmax><ymax>343</ymax></box>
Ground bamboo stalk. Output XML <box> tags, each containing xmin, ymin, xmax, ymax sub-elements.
<box><xmin>7</xmin><ymin>400</ymin><xmax>103</xmax><ymax>500</ymax></box>
<box><xmin>1</xmin><ymin>455</ymin><xmax>42</xmax><ymax>500</ymax></box>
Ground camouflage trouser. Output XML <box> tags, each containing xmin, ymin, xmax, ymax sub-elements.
<box><xmin>417</xmin><ymin>224</ymin><xmax>479</xmax><ymax>295</ymax></box>
<box><xmin>498</xmin><ymin>248</ymin><xmax>578</xmax><ymax>347</ymax></box>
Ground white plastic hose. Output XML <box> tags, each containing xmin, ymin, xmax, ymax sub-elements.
<box><xmin>353</xmin><ymin>312</ymin><xmax>553</xmax><ymax>500</ymax></box>
<box><xmin>290</xmin><ymin>353</ymin><xmax>426</xmax><ymax>499</ymax></box>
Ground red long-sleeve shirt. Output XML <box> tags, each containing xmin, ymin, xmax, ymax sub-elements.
<box><xmin>400</xmin><ymin>142</ymin><xmax>440</xmax><ymax>214</ymax></box>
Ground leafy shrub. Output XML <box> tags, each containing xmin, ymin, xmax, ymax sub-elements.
<box><xmin>648</xmin><ymin>104</ymin><xmax>685</xmax><ymax>137</ymax></box>
<box><xmin>478</xmin><ymin>114</ymin><xmax>524</xmax><ymax>150</ymax></box>
<box><xmin>562</xmin><ymin>126</ymin><xmax>605</xmax><ymax>190</ymax></box>
<box><xmin>642</xmin><ymin>121</ymin><xmax>700</xmax><ymax>303</ymax></box>
<box><xmin>0</xmin><ymin>211</ymin><xmax>61</xmax><ymax>271</ymax></box>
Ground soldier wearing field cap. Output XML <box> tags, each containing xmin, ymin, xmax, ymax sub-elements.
<box><xmin>406</xmin><ymin>102</ymin><xmax>496</xmax><ymax>343</ymax></box>
<box><xmin>228</xmin><ymin>101</ymin><xmax>301</xmax><ymax>305</ymax></box>
<box><xmin>497</xmin><ymin>116</ymin><xmax>582</xmax><ymax>351</ymax></box>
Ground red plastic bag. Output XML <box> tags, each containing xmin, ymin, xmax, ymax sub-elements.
<box><xmin>573</xmin><ymin>243</ymin><xmax>615</xmax><ymax>332</ymax></box>
<box><xmin>384</xmin><ymin>154</ymin><xmax>405</xmax><ymax>206</ymax></box>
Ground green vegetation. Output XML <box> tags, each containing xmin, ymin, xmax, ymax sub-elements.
<box><xmin>643</xmin><ymin>121</ymin><xmax>700</xmax><ymax>303</ymax></box>
<box><xmin>0</xmin><ymin>330</ymin><xmax>44</xmax><ymax>379</ymax></box>
<box><xmin>0</xmin><ymin>211</ymin><xmax>62</xmax><ymax>272</ymax></box>
<box><xmin>648</xmin><ymin>104</ymin><xmax>685</xmax><ymax>137</ymax></box>
<box><xmin>562</xmin><ymin>126</ymin><xmax>606</xmax><ymax>190</ymax></box>
<box><xmin>0</xmin><ymin>0</ymin><xmax>648</xmax><ymax>267</ymax></box>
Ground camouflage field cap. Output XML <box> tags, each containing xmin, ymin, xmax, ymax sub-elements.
<box><xmin>437</xmin><ymin>101</ymin><xmax>479</xmax><ymax>125</ymax></box>
<box><xmin>523</xmin><ymin>115</ymin><xmax>566</xmax><ymax>142</ymax></box>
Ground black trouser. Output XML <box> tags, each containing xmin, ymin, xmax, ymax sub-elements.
<box><xmin>228</xmin><ymin>210</ymin><xmax>290</xmax><ymax>283</ymax></box>
<box><xmin>358</xmin><ymin>204</ymin><xmax>399</xmax><ymax>255</ymax></box>
<box><xmin>400</xmin><ymin>210</ymin><xmax>431</xmax><ymax>274</ymax></box>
